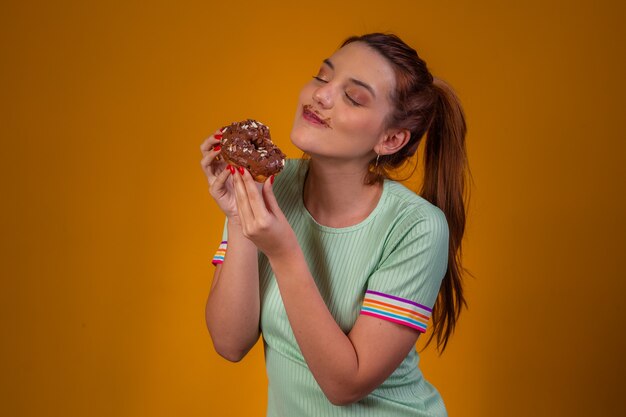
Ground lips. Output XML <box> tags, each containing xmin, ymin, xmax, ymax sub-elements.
<box><xmin>302</xmin><ymin>104</ymin><xmax>331</xmax><ymax>128</ymax></box>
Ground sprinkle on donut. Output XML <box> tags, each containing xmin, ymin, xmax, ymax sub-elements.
<box><xmin>219</xmin><ymin>119</ymin><xmax>286</xmax><ymax>182</ymax></box>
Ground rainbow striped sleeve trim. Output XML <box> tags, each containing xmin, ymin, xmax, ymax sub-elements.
<box><xmin>360</xmin><ymin>290</ymin><xmax>432</xmax><ymax>333</ymax></box>
<box><xmin>211</xmin><ymin>241</ymin><xmax>227</xmax><ymax>265</ymax></box>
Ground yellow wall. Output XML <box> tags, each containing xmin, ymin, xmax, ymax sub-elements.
<box><xmin>2</xmin><ymin>1</ymin><xmax>625</xmax><ymax>416</ymax></box>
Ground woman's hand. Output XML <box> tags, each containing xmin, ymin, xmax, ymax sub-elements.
<box><xmin>231</xmin><ymin>167</ymin><xmax>297</xmax><ymax>259</ymax></box>
<box><xmin>199</xmin><ymin>129</ymin><xmax>241</xmax><ymax>221</ymax></box>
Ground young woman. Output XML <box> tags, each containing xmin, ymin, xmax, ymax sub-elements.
<box><xmin>200</xmin><ymin>33</ymin><xmax>471</xmax><ymax>417</ymax></box>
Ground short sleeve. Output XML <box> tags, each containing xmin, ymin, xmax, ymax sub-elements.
<box><xmin>360</xmin><ymin>209</ymin><xmax>449</xmax><ymax>333</ymax></box>
<box><xmin>211</xmin><ymin>218</ymin><xmax>229</xmax><ymax>266</ymax></box>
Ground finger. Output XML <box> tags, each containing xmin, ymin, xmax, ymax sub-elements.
<box><xmin>241</xmin><ymin>168</ymin><xmax>268</xmax><ymax>219</ymax></box>
<box><xmin>200</xmin><ymin>151</ymin><xmax>221</xmax><ymax>180</ymax></box>
<box><xmin>200</xmin><ymin>145</ymin><xmax>223</xmax><ymax>178</ymax></box>
<box><xmin>209</xmin><ymin>165</ymin><xmax>230</xmax><ymax>191</ymax></box>
<box><xmin>233</xmin><ymin>168</ymin><xmax>256</xmax><ymax>224</ymax></box>
<box><xmin>262</xmin><ymin>176</ymin><xmax>282</xmax><ymax>215</ymax></box>
<box><xmin>200</xmin><ymin>137</ymin><xmax>219</xmax><ymax>154</ymax></box>
<box><xmin>200</xmin><ymin>154</ymin><xmax>212</xmax><ymax>171</ymax></box>
<box><xmin>200</xmin><ymin>129</ymin><xmax>225</xmax><ymax>154</ymax></box>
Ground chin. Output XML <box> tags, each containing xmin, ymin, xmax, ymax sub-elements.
<box><xmin>290</xmin><ymin>113</ymin><xmax>314</xmax><ymax>153</ymax></box>
<box><xmin>289</xmin><ymin>125</ymin><xmax>309</xmax><ymax>154</ymax></box>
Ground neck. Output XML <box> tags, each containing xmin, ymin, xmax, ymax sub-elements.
<box><xmin>303</xmin><ymin>157</ymin><xmax>383</xmax><ymax>228</ymax></box>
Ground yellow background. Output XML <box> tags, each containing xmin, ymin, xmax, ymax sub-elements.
<box><xmin>2</xmin><ymin>0</ymin><xmax>625</xmax><ymax>416</ymax></box>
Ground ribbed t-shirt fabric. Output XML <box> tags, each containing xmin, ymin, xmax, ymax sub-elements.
<box><xmin>212</xmin><ymin>159</ymin><xmax>450</xmax><ymax>417</ymax></box>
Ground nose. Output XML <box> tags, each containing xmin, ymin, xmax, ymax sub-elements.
<box><xmin>312</xmin><ymin>83</ymin><xmax>333</xmax><ymax>109</ymax></box>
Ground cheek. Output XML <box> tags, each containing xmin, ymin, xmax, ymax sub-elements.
<box><xmin>336</xmin><ymin>110</ymin><xmax>385</xmax><ymax>141</ymax></box>
<box><xmin>298</xmin><ymin>82</ymin><xmax>315</xmax><ymax>103</ymax></box>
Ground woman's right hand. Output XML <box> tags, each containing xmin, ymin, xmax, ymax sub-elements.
<box><xmin>200</xmin><ymin>129</ymin><xmax>239</xmax><ymax>221</ymax></box>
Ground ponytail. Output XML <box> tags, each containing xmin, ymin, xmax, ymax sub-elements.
<box><xmin>419</xmin><ymin>77</ymin><xmax>474</xmax><ymax>354</ymax></box>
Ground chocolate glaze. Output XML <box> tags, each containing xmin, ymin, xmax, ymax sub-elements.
<box><xmin>220</xmin><ymin>119</ymin><xmax>286</xmax><ymax>181</ymax></box>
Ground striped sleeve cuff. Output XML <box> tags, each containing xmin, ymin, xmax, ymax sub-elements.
<box><xmin>360</xmin><ymin>290</ymin><xmax>433</xmax><ymax>333</ymax></box>
<box><xmin>211</xmin><ymin>241</ymin><xmax>227</xmax><ymax>265</ymax></box>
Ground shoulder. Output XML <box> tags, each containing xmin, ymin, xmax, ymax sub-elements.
<box><xmin>374</xmin><ymin>181</ymin><xmax>450</xmax><ymax>265</ymax></box>
<box><xmin>383</xmin><ymin>180</ymin><xmax>448</xmax><ymax>234</ymax></box>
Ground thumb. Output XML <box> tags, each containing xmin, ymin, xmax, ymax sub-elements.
<box><xmin>262</xmin><ymin>176</ymin><xmax>281</xmax><ymax>215</ymax></box>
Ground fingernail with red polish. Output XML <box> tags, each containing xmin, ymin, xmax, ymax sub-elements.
<box><xmin>213</xmin><ymin>145</ymin><xmax>221</xmax><ymax>152</ymax></box>
<box><xmin>270</xmin><ymin>175</ymin><xmax>275</xmax><ymax>185</ymax></box>
<box><xmin>238</xmin><ymin>166</ymin><xmax>245</xmax><ymax>175</ymax></box>
<box><xmin>214</xmin><ymin>134</ymin><xmax>222</xmax><ymax>139</ymax></box>
<box><xmin>227</xmin><ymin>165</ymin><xmax>235</xmax><ymax>174</ymax></box>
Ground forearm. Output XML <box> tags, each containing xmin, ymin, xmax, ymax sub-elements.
<box><xmin>268</xmin><ymin>248</ymin><xmax>362</xmax><ymax>404</ymax></box>
<box><xmin>205</xmin><ymin>222</ymin><xmax>260</xmax><ymax>361</ymax></box>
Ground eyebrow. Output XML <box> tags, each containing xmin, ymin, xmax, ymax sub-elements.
<box><xmin>322</xmin><ymin>58</ymin><xmax>376</xmax><ymax>98</ymax></box>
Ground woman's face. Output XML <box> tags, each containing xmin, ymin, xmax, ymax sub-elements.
<box><xmin>290</xmin><ymin>42</ymin><xmax>397</xmax><ymax>163</ymax></box>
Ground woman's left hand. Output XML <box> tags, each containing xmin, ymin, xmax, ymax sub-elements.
<box><xmin>231</xmin><ymin>168</ymin><xmax>297</xmax><ymax>259</ymax></box>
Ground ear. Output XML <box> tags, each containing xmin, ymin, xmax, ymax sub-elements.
<box><xmin>376</xmin><ymin>129</ymin><xmax>411</xmax><ymax>156</ymax></box>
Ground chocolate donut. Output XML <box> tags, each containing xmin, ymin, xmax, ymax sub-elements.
<box><xmin>220</xmin><ymin>119</ymin><xmax>286</xmax><ymax>182</ymax></box>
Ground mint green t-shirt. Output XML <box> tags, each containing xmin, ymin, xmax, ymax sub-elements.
<box><xmin>213</xmin><ymin>159</ymin><xmax>450</xmax><ymax>417</ymax></box>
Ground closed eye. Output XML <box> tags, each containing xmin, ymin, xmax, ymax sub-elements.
<box><xmin>313</xmin><ymin>75</ymin><xmax>362</xmax><ymax>106</ymax></box>
<box><xmin>345</xmin><ymin>93</ymin><xmax>362</xmax><ymax>106</ymax></box>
